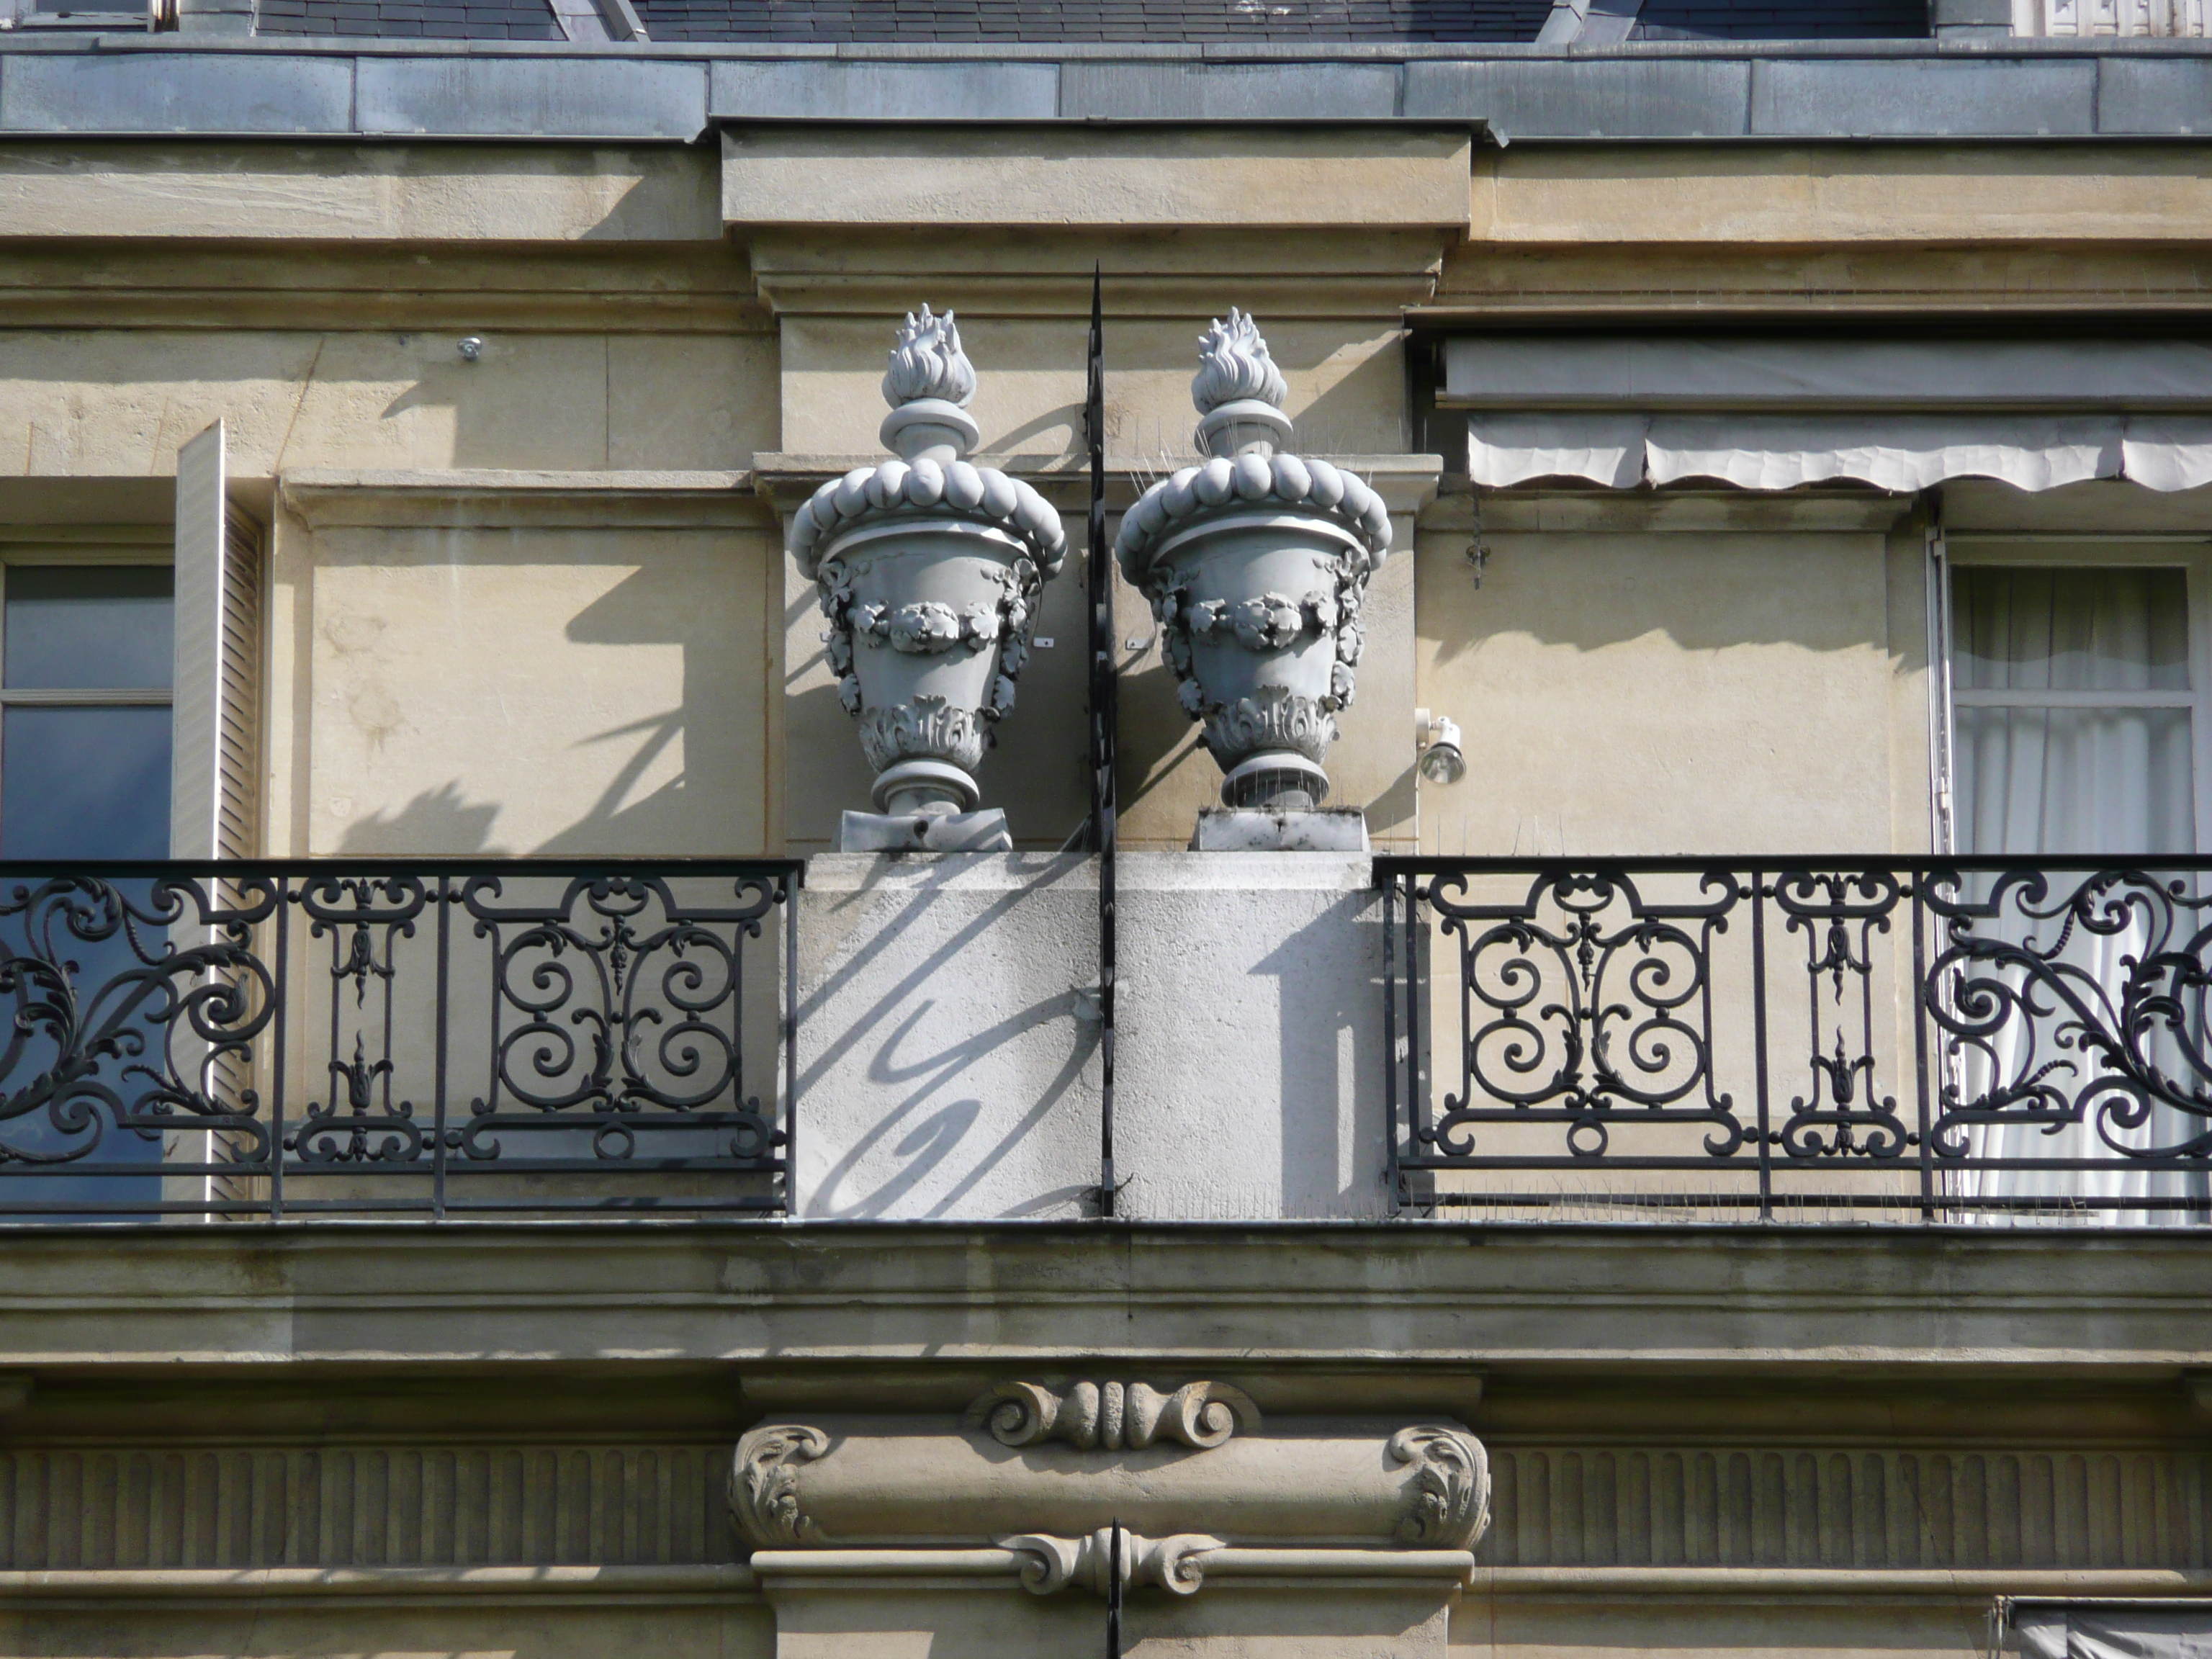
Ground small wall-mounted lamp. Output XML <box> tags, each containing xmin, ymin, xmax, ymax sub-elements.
<box><xmin>1416</xmin><ymin>708</ymin><xmax>1466</xmax><ymax>786</ymax></box>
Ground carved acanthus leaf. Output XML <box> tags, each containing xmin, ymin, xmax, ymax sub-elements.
<box><xmin>730</xmin><ymin>1424</ymin><xmax>831</xmax><ymax>1548</ymax></box>
<box><xmin>1386</xmin><ymin>1426</ymin><xmax>1491</xmax><ymax>1551</ymax></box>
<box><xmin>965</xmin><ymin>1380</ymin><xmax>1259</xmax><ymax>1452</ymax></box>
<box><xmin>997</xmin><ymin>1528</ymin><xmax>1226</xmax><ymax>1597</ymax></box>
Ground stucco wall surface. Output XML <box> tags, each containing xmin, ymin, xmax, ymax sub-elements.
<box><xmin>276</xmin><ymin>493</ymin><xmax>779</xmax><ymax>856</ymax></box>
<box><xmin>1412</xmin><ymin>500</ymin><xmax>1930</xmax><ymax>857</ymax></box>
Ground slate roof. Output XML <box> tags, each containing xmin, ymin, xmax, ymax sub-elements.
<box><xmin>1631</xmin><ymin>0</ymin><xmax>1925</xmax><ymax>37</ymax></box>
<box><xmin>632</xmin><ymin>0</ymin><xmax>1550</xmax><ymax>39</ymax></box>
<box><xmin>256</xmin><ymin>0</ymin><xmax>562</xmax><ymax>37</ymax></box>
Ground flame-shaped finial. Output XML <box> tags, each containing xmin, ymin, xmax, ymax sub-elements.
<box><xmin>1192</xmin><ymin>309</ymin><xmax>1287</xmax><ymax>416</ymax></box>
<box><xmin>883</xmin><ymin>304</ymin><xmax>977</xmax><ymax>410</ymax></box>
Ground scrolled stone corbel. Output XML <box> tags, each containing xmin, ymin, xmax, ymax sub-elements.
<box><xmin>1386</xmin><ymin>1425</ymin><xmax>1491</xmax><ymax>1550</ymax></box>
<box><xmin>965</xmin><ymin>1380</ymin><xmax>1260</xmax><ymax>1452</ymax></box>
<box><xmin>731</xmin><ymin>1424</ymin><xmax>831</xmax><ymax>1547</ymax></box>
<box><xmin>997</xmin><ymin>1527</ymin><xmax>1226</xmax><ymax>1596</ymax></box>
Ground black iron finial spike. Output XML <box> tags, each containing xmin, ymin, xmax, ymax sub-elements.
<box><xmin>1107</xmin><ymin>1516</ymin><xmax>1124</xmax><ymax>1657</ymax></box>
<box><xmin>1087</xmin><ymin>262</ymin><xmax>1118</xmax><ymax>1220</ymax></box>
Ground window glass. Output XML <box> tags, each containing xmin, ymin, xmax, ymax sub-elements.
<box><xmin>4</xmin><ymin>566</ymin><xmax>174</xmax><ymax>691</ymax></box>
<box><xmin>1954</xmin><ymin>567</ymin><xmax>2188</xmax><ymax>694</ymax></box>
<box><xmin>0</xmin><ymin>706</ymin><xmax>173</xmax><ymax>859</ymax></box>
<box><xmin>1956</xmin><ymin>705</ymin><xmax>2195</xmax><ymax>856</ymax></box>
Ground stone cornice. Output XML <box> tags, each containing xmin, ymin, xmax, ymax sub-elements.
<box><xmin>279</xmin><ymin>468</ymin><xmax>773</xmax><ymax>531</ymax></box>
<box><xmin>750</xmin><ymin>1545</ymin><xmax>1479</xmax><ymax>1591</ymax></box>
<box><xmin>0</xmin><ymin>1565</ymin><xmax>762</xmax><ymax>1606</ymax></box>
<box><xmin>0</xmin><ymin>1223</ymin><xmax>2208</xmax><ymax>1374</ymax></box>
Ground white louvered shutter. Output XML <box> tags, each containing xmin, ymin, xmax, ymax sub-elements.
<box><xmin>171</xmin><ymin>421</ymin><xmax>262</xmax><ymax>861</ymax></box>
<box><xmin>169</xmin><ymin>421</ymin><xmax>265</xmax><ymax>1215</ymax></box>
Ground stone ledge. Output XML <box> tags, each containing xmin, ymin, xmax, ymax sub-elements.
<box><xmin>0</xmin><ymin>1564</ymin><xmax>761</xmax><ymax>1604</ymax></box>
<box><xmin>751</xmin><ymin>1545</ymin><xmax>1479</xmax><ymax>1586</ymax></box>
<box><xmin>0</xmin><ymin>1223</ymin><xmax>2208</xmax><ymax>1371</ymax></box>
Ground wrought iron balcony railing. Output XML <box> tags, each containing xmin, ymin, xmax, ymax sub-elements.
<box><xmin>1377</xmin><ymin>858</ymin><xmax>2212</xmax><ymax>1222</ymax></box>
<box><xmin>0</xmin><ymin>860</ymin><xmax>801</xmax><ymax>1220</ymax></box>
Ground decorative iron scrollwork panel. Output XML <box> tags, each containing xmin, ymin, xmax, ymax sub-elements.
<box><xmin>1385</xmin><ymin>858</ymin><xmax>2212</xmax><ymax>1218</ymax></box>
<box><xmin>1770</xmin><ymin>870</ymin><xmax>1912</xmax><ymax>1162</ymax></box>
<box><xmin>0</xmin><ymin>875</ymin><xmax>279</xmax><ymax>1176</ymax></box>
<box><xmin>458</xmin><ymin>873</ymin><xmax>786</xmax><ymax>1171</ymax></box>
<box><xmin>0</xmin><ymin>860</ymin><xmax>799</xmax><ymax>1218</ymax></box>
<box><xmin>1420</xmin><ymin>868</ymin><xmax>1743</xmax><ymax>1162</ymax></box>
<box><xmin>1925</xmin><ymin>867</ymin><xmax>2212</xmax><ymax>1164</ymax></box>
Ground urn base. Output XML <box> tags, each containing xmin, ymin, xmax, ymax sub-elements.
<box><xmin>1191</xmin><ymin>807</ymin><xmax>1370</xmax><ymax>853</ymax></box>
<box><xmin>873</xmin><ymin>755</ymin><xmax>981</xmax><ymax>816</ymax></box>
<box><xmin>1220</xmin><ymin>748</ymin><xmax>1331</xmax><ymax>811</ymax></box>
<box><xmin>839</xmin><ymin>807</ymin><xmax>1013</xmax><ymax>853</ymax></box>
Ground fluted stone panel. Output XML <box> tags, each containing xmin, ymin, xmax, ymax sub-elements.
<box><xmin>9</xmin><ymin>1441</ymin><xmax>2206</xmax><ymax>1575</ymax></box>
<box><xmin>1479</xmin><ymin>1447</ymin><xmax>2212</xmax><ymax>1571</ymax></box>
<box><xmin>0</xmin><ymin>1445</ymin><xmax>739</xmax><ymax>1570</ymax></box>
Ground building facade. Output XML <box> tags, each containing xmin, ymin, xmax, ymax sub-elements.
<box><xmin>2</xmin><ymin>4</ymin><xmax>2212</xmax><ymax>1656</ymax></box>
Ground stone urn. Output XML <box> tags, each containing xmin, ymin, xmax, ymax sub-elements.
<box><xmin>1114</xmin><ymin>310</ymin><xmax>1391</xmax><ymax>812</ymax></box>
<box><xmin>788</xmin><ymin>307</ymin><xmax>1066</xmax><ymax>845</ymax></box>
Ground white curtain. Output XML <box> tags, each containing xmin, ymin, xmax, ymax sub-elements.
<box><xmin>1951</xmin><ymin>567</ymin><xmax>2212</xmax><ymax>1223</ymax></box>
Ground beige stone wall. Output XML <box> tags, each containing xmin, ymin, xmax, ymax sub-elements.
<box><xmin>273</xmin><ymin>483</ymin><xmax>780</xmax><ymax>857</ymax></box>
<box><xmin>1411</xmin><ymin>495</ymin><xmax>1932</xmax><ymax>858</ymax></box>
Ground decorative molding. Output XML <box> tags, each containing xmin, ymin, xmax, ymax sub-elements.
<box><xmin>1390</xmin><ymin>1426</ymin><xmax>1493</xmax><ymax>1552</ymax></box>
<box><xmin>1480</xmin><ymin>1444</ymin><xmax>2212</xmax><ymax>1573</ymax></box>
<box><xmin>964</xmin><ymin>1380</ymin><xmax>1260</xmax><ymax>1452</ymax></box>
<box><xmin>998</xmin><ymin>1528</ymin><xmax>1226</xmax><ymax>1596</ymax></box>
<box><xmin>276</xmin><ymin>470</ymin><xmax>768</xmax><ymax>533</ymax></box>
<box><xmin>731</xmin><ymin>1426</ymin><xmax>831</xmax><ymax>1549</ymax></box>
<box><xmin>0</xmin><ymin>1444</ymin><xmax>739</xmax><ymax>1570</ymax></box>
<box><xmin>0</xmin><ymin>1565</ymin><xmax>761</xmax><ymax>1608</ymax></box>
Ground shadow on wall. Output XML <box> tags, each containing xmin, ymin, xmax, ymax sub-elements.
<box><xmin>1422</xmin><ymin>526</ymin><xmax>1910</xmax><ymax>669</ymax></box>
<box><xmin>330</xmin><ymin>541</ymin><xmax>765</xmax><ymax>858</ymax></box>
<box><xmin>337</xmin><ymin>780</ymin><xmax>501</xmax><ymax>855</ymax></box>
<box><xmin>1254</xmin><ymin>891</ymin><xmax>1387</xmax><ymax>1218</ymax></box>
<box><xmin>796</xmin><ymin>857</ymin><xmax>1100</xmax><ymax>1221</ymax></box>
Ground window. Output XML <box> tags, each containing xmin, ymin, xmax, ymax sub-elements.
<box><xmin>0</xmin><ymin>563</ymin><xmax>175</xmax><ymax>859</ymax></box>
<box><xmin>1937</xmin><ymin>541</ymin><xmax>2212</xmax><ymax>1222</ymax></box>
<box><xmin>1951</xmin><ymin>565</ymin><xmax>2198</xmax><ymax>858</ymax></box>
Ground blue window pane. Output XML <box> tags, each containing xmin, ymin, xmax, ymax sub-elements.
<box><xmin>5</xmin><ymin>566</ymin><xmax>174</xmax><ymax>691</ymax></box>
<box><xmin>1</xmin><ymin>706</ymin><xmax>172</xmax><ymax>859</ymax></box>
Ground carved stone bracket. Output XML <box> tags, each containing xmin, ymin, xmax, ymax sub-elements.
<box><xmin>997</xmin><ymin>1528</ymin><xmax>1227</xmax><ymax>1597</ymax></box>
<box><xmin>1388</xmin><ymin>1426</ymin><xmax>1490</xmax><ymax>1551</ymax></box>
<box><xmin>963</xmin><ymin>1380</ymin><xmax>1261</xmax><ymax>1451</ymax></box>
<box><xmin>732</xmin><ymin>1424</ymin><xmax>830</xmax><ymax>1546</ymax></box>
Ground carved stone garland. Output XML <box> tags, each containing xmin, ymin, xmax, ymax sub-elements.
<box><xmin>1113</xmin><ymin>308</ymin><xmax>1392</xmax><ymax>811</ymax></box>
<box><xmin>788</xmin><ymin>306</ymin><xmax>1066</xmax><ymax>821</ymax></box>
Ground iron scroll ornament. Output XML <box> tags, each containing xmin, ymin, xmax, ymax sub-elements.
<box><xmin>1420</xmin><ymin>868</ymin><xmax>1745</xmax><ymax>1161</ymax></box>
<box><xmin>1924</xmin><ymin>866</ymin><xmax>2212</xmax><ymax>1163</ymax></box>
<box><xmin>0</xmin><ymin>874</ymin><xmax>279</xmax><ymax>1170</ymax></box>
<box><xmin>457</xmin><ymin>872</ymin><xmax>787</xmax><ymax>1166</ymax></box>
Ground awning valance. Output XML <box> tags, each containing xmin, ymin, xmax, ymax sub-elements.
<box><xmin>2007</xmin><ymin>1601</ymin><xmax>2212</xmax><ymax>1659</ymax></box>
<box><xmin>1442</xmin><ymin>336</ymin><xmax>2212</xmax><ymax>494</ymax></box>
<box><xmin>1466</xmin><ymin>413</ymin><xmax>2212</xmax><ymax>493</ymax></box>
